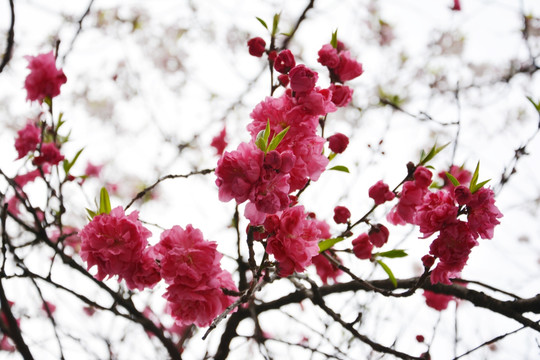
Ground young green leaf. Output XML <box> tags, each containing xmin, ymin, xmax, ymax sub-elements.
<box><xmin>329</xmin><ymin>165</ymin><xmax>350</xmax><ymax>173</ymax></box>
<box><xmin>328</xmin><ymin>152</ymin><xmax>337</xmax><ymax>161</ymax></box>
<box><xmin>63</xmin><ymin>148</ymin><xmax>84</xmax><ymax>176</ymax></box>
<box><xmin>255</xmin><ymin>129</ymin><xmax>267</xmax><ymax>152</ymax></box>
<box><xmin>377</xmin><ymin>260</ymin><xmax>397</xmax><ymax>288</ymax></box>
<box><xmin>86</xmin><ymin>208</ymin><xmax>97</xmax><ymax>220</ymax></box>
<box><xmin>445</xmin><ymin>172</ymin><xmax>460</xmax><ymax>187</ymax></box>
<box><xmin>471</xmin><ymin>179</ymin><xmax>491</xmax><ymax>194</ymax></box>
<box><xmin>419</xmin><ymin>142</ymin><xmax>449</xmax><ymax>166</ymax></box>
<box><xmin>271</xmin><ymin>13</ymin><xmax>280</xmax><ymax>36</ymax></box>
<box><xmin>526</xmin><ymin>96</ymin><xmax>540</xmax><ymax>113</ymax></box>
<box><xmin>331</xmin><ymin>29</ymin><xmax>338</xmax><ymax>49</ymax></box>
<box><xmin>256</xmin><ymin>17</ymin><xmax>268</xmax><ymax>30</ymax></box>
<box><xmin>374</xmin><ymin>249</ymin><xmax>408</xmax><ymax>259</ymax></box>
<box><xmin>318</xmin><ymin>237</ymin><xmax>344</xmax><ymax>252</ymax></box>
<box><xmin>470</xmin><ymin>161</ymin><xmax>480</xmax><ymax>189</ymax></box>
<box><xmin>267</xmin><ymin>126</ymin><xmax>289</xmax><ymax>152</ymax></box>
<box><xmin>99</xmin><ymin>187</ymin><xmax>112</xmax><ymax>215</ymax></box>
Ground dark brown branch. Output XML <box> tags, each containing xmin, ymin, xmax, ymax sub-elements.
<box><xmin>0</xmin><ymin>0</ymin><xmax>15</xmax><ymax>74</ymax></box>
<box><xmin>280</xmin><ymin>0</ymin><xmax>315</xmax><ymax>50</ymax></box>
<box><xmin>61</xmin><ymin>0</ymin><xmax>95</xmax><ymax>64</ymax></box>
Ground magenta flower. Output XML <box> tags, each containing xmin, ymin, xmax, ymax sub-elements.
<box><xmin>329</xmin><ymin>84</ymin><xmax>353</xmax><ymax>107</ymax></box>
<box><xmin>466</xmin><ymin>187</ymin><xmax>502</xmax><ymax>239</ymax></box>
<box><xmin>274</xmin><ymin>49</ymin><xmax>296</xmax><ymax>74</ymax></box>
<box><xmin>333</xmin><ymin>206</ymin><xmax>351</xmax><ymax>224</ymax></box>
<box><xmin>24</xmin><ymin>51</ymin><xmax>67</xmax><ymax>103</ymax></box>
<box><xmin>247</xmin><ymin>37</ymin><xmax>266</xmax><ymax>57</ymax></box>
<box><xmin>334</xmin><ymin>51</ymin><xmax>363</xmax><ymax>83</ymax></box>
<box><xmin>80</xmin><ymin>206</ymin><xmax>151</xmax><ymax>283</ymax></box>
<box><xmin>312</xmin><ymin>254</ymin><xmax>342</xmax><ymax>284</ymax></box>
<box><xmin>352</xmin><ymin>233</ymin><xmax>373</xmax><ymax>260</ymax></box>
<box><xmin>368</xmin><ymin>224</ymin><xmax>389</xmax><ymax>248</ymax></box>
<box><xmin>14</xmin><ymin>121</ymin><xmax>41</xmax><ymax>159</ymax></box>
<box><xmin>415</xmin><ymin>191</ymin><xmax>458</xmax><ymax>237</ymax></box>
<box><xmin>211</xmin><ymin>126</ymin><xmax>227</xmax><ymax>156</ymax></box>
<box><xmin>317</xmin><ymin>44</ymin><xmax>339</xmax><ymax>69</ymax></box>
<box><xmin>33</xmin><ymin>143</ymin><xmax>64</xmax><ymax>167</ymax></box>
<box><xmin>327</xmin><ymin>133</ymin><xmax>349</xmax><ymax>154</ymax></box>
<box><xmin>266</xmin><ymin>206</ymin><xmax>321</xmax><ymax>277</ymax></box>
<box><xmin>368</xmin><ymin>180</ymin><xmax>395</xmax><ymax>205</ymax></box>
<box><xmin>289</xmin><ymin>65</ymin><xmax>318</xmax><ymax>94</ymax></box>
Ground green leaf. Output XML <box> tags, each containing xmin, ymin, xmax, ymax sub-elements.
<box><xmin>328</xmin><ymin>152</ymin><xmax>337</xmax><ymax>161</ymax></box>
<box><xmin>471</xmin><ymin>179</ymin><xmax>491</xmax><ymax>194</ymax></box>
<box><xmin>255</xmin><ymin>129</ymin><xmax>267</xmax><ymax>152</ymax></box>
<box><xmin>86</xmin><ymin>208</ymin><xmax>97</xmax><ymax>220</ymax></box>
<box><xmin>329</xmin><ymin>165</ymin><xmax>349</xmax><ymax>173</ymax></box>
<box><xmin>445</xmin><ymin>172</ymin><xmax>460</xmax><ymax>187</ymax></box>
<box><xmin>267</xmin><ymin>126</ymin><xmax>289</xmax><ymax>152</ymax></box>
<box><xmin>526</xmin><ymin>96</ymin><xmax>540</xmax><ymax>113</ymax></box>
<box><xmin>99</xmin><ymin>187</ymin><xmax>112</xmax><ymax>215</ymax></box>
<box><xmin>318</xmin><ymin>237</ymin><xmax>344</xmax><ymax>252</ymax></box>
<box><xmin>330</xmin><ymin>29</ymin><xmax>338</xmax><ymax>49</ymax></box>
<box><xmin>377</xmin><ymin>260</ymin><xmax>397</xmax><ymax>288</ymax></box>
<box><xmin>256</xmin><ymin>17</ymin><xmax>268</xmax><ymax>30</ymax></box>
<box><xmin>419</xmin><ymin>142</ymin><xmax>449</xmax><ymax>166</ymax></box>
<box><xmin>43</xmin><ymin>96</ymin><xmax>52</xmax><ymax>108</ymax></box>
<box><xmin>63</xmin><ymin>148</ymin><xmax>84</xmax><ymax>175</ymax></box>
<box><xmin>271</xmin><ymin>13</ymin><xmax>280</xmax><ymax>36</ymax></box>
<box><xmin>375</xmin><ymin>249</ymin><xmax>408</xmax><ymax>259</ymax></box>
<box><xmin>470</xmin><ymin>161</ymin><xmax>480</xmax><ymax>189</ymax></box>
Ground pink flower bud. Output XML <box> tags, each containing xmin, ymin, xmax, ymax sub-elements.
<box><xmin>289</xmin><ymin>65</ymin><xmax>318</xmax><ymax>93</ymax></box>
<box><xmin>352</xmin><ymin>233</ymin><xmax>373</xmax><ymax>260</ymax></box>
<box><xmin>368</xmin><ymin>180</ymin><xmax>395</xmax><ymax>205</ymax></box>
<box><xmin>247</xmin><ymin>37</ymin><xmax>266</xmax><ymax>57</ymax></box>
<box><xmin>277</xmin><ymin>74</ymin><xmax>289</xmax><ymax>87</ymax></box>
<box><xmin>274</xmin><ymin>49</ymin><xmax>296</xmax><ymax>74</ymax></box>
<box><xmin>327</xmin><ymin>133</ymin><xmax>349</xmax><ymax>154</ymax></box>
<box><xmin>329</xmin><ymin>84</ymin><xmax>353</xmax><ymax>107</ymax></box>
<box><xmin>317</xmin><ymin>44</ymin><xmax>339</xmax><ymax>68</ymax></box>
<box><xmin>368</xmin><ymin>224</ymin><xmax>389</xmax><ymax>247</ymax></box>
<box><xmin>421</xmin><ymin>254</ymin><xmax>435</xmax><ymax>269</ymax></box>
<box><xmin>414</xmin><ymin>166</ymin><xmax>433</xmax><ymax>188</ymax></box>
<box><xmin>454</xmin><ymin>185</ymin><xmax>471</xmax><ymax>205</ymax></box>
<box><xmin>333</xmin><ymin>206</ymin><xmax>351</xmax><ymax>224</ymax></box>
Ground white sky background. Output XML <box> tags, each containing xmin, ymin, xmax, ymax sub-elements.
<box><xmin>1</xmin><ymin>0</ymin><xmax>540</xmax><ymax>359</ymax></box>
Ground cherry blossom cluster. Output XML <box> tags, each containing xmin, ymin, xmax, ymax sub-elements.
<box><xmin>386</xmin><ymin>165</ymin><xmax>502</xmax><ymax>284</ymax></box>
<box><xmin>216</xmin><ymin>36</ymin><xmax>363</xmax><ymax>276</ymax></box>
<box><xmin>79</xmin><ymin>208</ymin><xmax>238</xmax><ymax>327</ymax></box>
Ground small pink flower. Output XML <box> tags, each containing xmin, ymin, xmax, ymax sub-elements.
<box><xmin>312</xmin><ymin>254</ymin><xmax>342</xmax><ymax>284</ymax></box>
<box><xmin>211</xmin><ymin>127</ymin><xmax>227</xmax><ymax>156</ymax></box>
<box><xmin>33</xmin><ymin>143</ymin><xmax>64</xmax><ymax>167</ymax></box>
<box><xmin>415</xmin><ymin>191</ymin><xmax>458</xmax><ymax>237</ymax></box>
<box><xmin>414</xmin><ymin>166</ymin><xmax>433</xmax><ymax>188</ymax></box>
<box><xmin>79</xmin><ymin>207</ymin><xmax>151</xmax><ymax>283</ymax></box>
<box><xmin>317</xmin><ymin>44</ymin><xmax>339</xmax><ymax>69</ymax></box>
<box><xmin>333</xmin><ymin>206</ymin><xmax>351</xmax><ymax>224</ymax></box>
<box><xmin>423</xmin><ymin>290</ymin><xmax>453</xmax><ymax>311</ymax></box>
<box><xmin>327</xmin><ymin>133</ymin><xmax>349</xmax><ymax>154</ymax></box>
<box><xmin>85</xmin><ymin>162</ymin><xmax>103</xmax><ymax>178</ymax></box>
<box><xmin>274</xmin><ymin>49</ymin><xmax>296</xmax><ymax>74</ymax></box>
<box><xmin>329</xmin><ymin>84</ymin><xmax>353</xmax><ymax>107</ymax></box>
<box><xmin>14</xmin><ymin>122</ymin><xmax>41</xmax><ymax>159</ymax></box>
<box><xmin>466</xmin><ymin>187</ymin><xmax>502</xmax><ymax>240</ymax></box>
<box><xmin>352</xmin><ymin>233</ymin><xmax>373</xmax><ymax>260</ymax></box>
<box><xmin>368</xmin><ymin>224</ymin><xmax>389</xmax><ymax>248</ymax></box>
<box><xmin>24</xmin><ymin>51</ymin><xmax>67</xmax><ymax>103</ymax></box>
<box><xmin>289</xmin><ymin>65</ymin><xmax>318</xmax><ymax>94</ymax></box>
<box><xmin>368</xmin><ymin>180</ymin><xmax>395</xmax><ymax>205</ymax></box>
<box><xmin>334</xmin><ymin>51</ymin><xmax>363</xmax><ymax>83</ymax></box>
<box><xmin>277</xmin><ymin>74</ymin><xmax>289</xmax><ymax>87</ymax></box>
<box><xmin>247</xmin><ymin>37</ymin><xmax>266</xmax><ymax>57</ymax></box>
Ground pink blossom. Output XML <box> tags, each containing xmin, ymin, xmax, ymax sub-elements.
<box><xmin>277</xmin><ymin>74</ymin><xmax>289</xmax><ymax>87</ymax></box>
<box><xmin>414</xmin><ymin>166</ymin><xmax>433</xmax><ymax>188</ymax></box>
<box><xmin>215</xmin><ymin>142</ymin><xmax>263</xmax><ymax>204</ymax></box>
<box><xmin>165</xmin><ymin>270</ymin><xmax>237</xmax><ymax>327</ymax></box>
<box><xmin>317</xmin><ymin>44</ymin><xmax>339</xmax><ymax>68</ymax></box>
<box><xmin>312</xmin><ymin>254</ymin><xmax>342</xmax><ymax>284</ymax></box>
<box><xmin>429</xmin><ymin>221</ymin><xmax>477</xmax><ymax>284</ymax></box>
<box><xmin>327</xmin><ymin>133</ymin><xmax>349</xmax><ymax>154</ymax></box>
<box><xmin>211</xmin><ymin>127</ymin><xmax>228</xmax><ymax>156</ymax></box>
<box><xmin>85</xmin><ymin>162</ymin><xmax>103</xmax><ymax>178</ymax></box>
<box><xmin>153</xmin><ymin>225</ymin><xmax>222</xmax><ymax>286</ymax></box>
<box><xmin>368</xmin><ymin>224</ymin><xmax>389</xmax><ymax>248</ymax></box>
<box><xmin>423</xmin><ymin>290</ymin><xmax>453</xmax><ymax>311</ymax></box>
<box><xmin>33</xmin><ymin>143</ymin><xmax>64</xmax><ymax>167</ymax></box>
<box><xmin>274</xmin><ymin>49</ymin><xmax>296</xmax><ymax>74</ymax></box>
<box><xmin>334</xmin><ymin>51</ymin><xmax>363</xmax><ymax>83</ymax></box>
<box><xmin>454</xmin><ymin>185</ymin><xmax>472</xmax><ymax>205</ymax></box>
<box><xmin>352</xmin><ymin>233</ymin><xmax>373</xmax><ymax>260</ymax></box>
<box><xmin>466</xmin><ymin>187</ymin><xmax>502</xmax><ymax>239</ymax></box>
<box><xmin>15</xmin><ymin>167</ymin><xmax>48</xmax><ymax>188</ymax></box>
<box><xmin>123</xmin><ymin>250</ymin><xmax>161</xmax><ymax>291</ymax></box>
<box><xmin>80</xmin><ymin>206</ymin><xmax>151</xmax><ymax>282</ymax></box>
<box><xmin>368</xmin><ymin>180</ymin><xmax>395</xmax><ymax>205</ymax></box>
<box><xmin>293</xmin><ymin>88</ymin><xmax>337</xmax><ymax>117</ymax></box>
<box><xmin>451</xmin><ymin>0</ymin><xmax>461</xmax><ymax>11</ymax></box>
<box><xmin>24</xmin><ymin>51</ymin><xmax>67</xmax><ymax>103</ymax></box>
<box><xmin>333</xmin><ymin>206</ymin><xmax>351</xmax><ymax>224</ymax></box>
<box><xmin>247</xmin><ymin>37</ymin><xmax>266</xmax><ymax>57</ymax></box>
<box><xmin>266</xmin><ymin>206</ymin><xmax>321</xmax><ymax>277</ymax></box>
<box><xmin>387</xmin><ymin>167</ymin><xmax>433</xmax><ymax>225</ymax></box>
<box><xmin>289</xmin><ymin>65</ymin><xmax>318</xmax><ymax>94</ymax></box>
<box><xmin>14</xmin><ymin>122</ymin><xmax>41</xmax><ymax>159</ymax></box>
<box><xmin>415</xmin><ymin>191</ymin><xmax>458</xmax><ymax>237</ymax></box>
<box><xmin>329</xmin><ymin>84</ymin><xmax>353</xmax><ymax>107</ymax></box>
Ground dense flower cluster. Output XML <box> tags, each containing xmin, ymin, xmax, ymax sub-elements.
<box><xmin>80</xmin><ymin>211</ymin><xmax>237</xmax><ymax>326</ymax></box>
<box><xmin>152</xmin><ymin>225</ymin><xmax>238</xmax><ymax>327</ymax></box>
<box><xmin>24</xmin><ymin>51</ymin><xmax>67</xmax><ymax>103</ymax></box>
<box><xmin>387</xmin><ymin>166</ymin><xmax>502</xmax><ymax>284</ymax></box>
